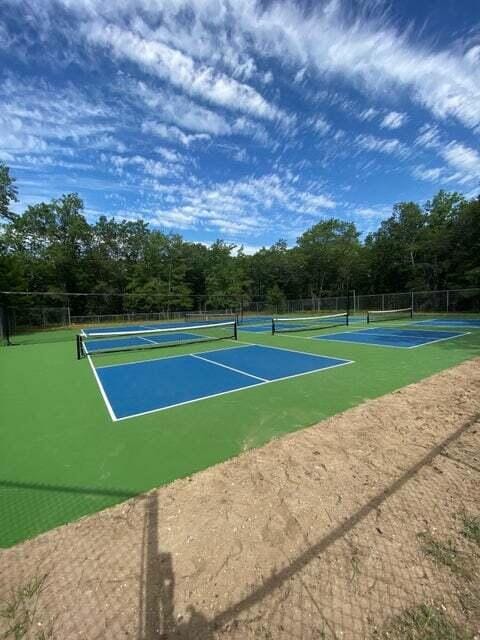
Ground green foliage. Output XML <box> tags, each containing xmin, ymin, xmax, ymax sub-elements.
<box><xmin>0</xmin><ymin>573</ymin><xmax>53</xmax><ymax>639</ymax></box>
<box><xmin>365</xmin><ymin>192</ymin><xmax>480</xmax><ymax>292</ymax></box>
<box><xmin>266</xmin><ymin>284</ymin><xmax>286</xmax><ymax>311</ymax></box>
<box><xmin>460</xmin><ymin>513</ymin><xmax>480</xmax><ymax>545</ymax></box>
<box><xmin>1</xmin><ymin>162</ymin><xmax>479</xmax><ymax>314</ymax></box>
<box><xmin>377</xmin><ymin>603</ymin><xmax>473</xmax><ymax>640</ymax></box>
<box><xmin>417</xmin><ymin>532</ymin><xmax>470</xmax><ymax>579</ymax></box>
<box><xmin>0</xmin><ymin>162</ymin><xmax>18</xmax><ymax>222</ymax></box>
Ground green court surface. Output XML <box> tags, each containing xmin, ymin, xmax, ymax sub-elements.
<box><xmin>1</xmin><ymin>317</ymin><xmax>479</xmax><ymax>547</ymax></box>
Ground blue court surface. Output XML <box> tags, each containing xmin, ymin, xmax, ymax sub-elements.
<box><xmin>94</xmin><ymin>344</ymin><xmax>353</xmax><ymax>420</ymax></box>
<box><xmin>414</xmin><ymin>318</ymin><xmax>480</xmax><ymax>329</ymax></box>
<box><xmin>239</xmin><ymin>316</ymin><xmax>272</xmax><ymax>326</ymax></box>
<box><xmin>314</xmin><ymin>327</ymin><xmax>467</xmax><ymax>348</ymax></box>
<box><xmin>241</xmin><ymin>324</ymin><xmax>273</xmax><ymax>333</ymax></box>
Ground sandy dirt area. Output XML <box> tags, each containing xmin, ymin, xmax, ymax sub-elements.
<box><xmin>1</xmin><ymin>359</ymin><xmax>479</xmax><ymax>639</ymax></box>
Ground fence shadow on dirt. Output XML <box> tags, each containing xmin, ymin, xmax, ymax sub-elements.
<box><xmin>137</xmin><ymin>413</ymin><xmax>479</xmax><ymax>639</ymax></box>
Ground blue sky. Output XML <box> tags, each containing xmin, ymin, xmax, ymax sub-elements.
<box><xmin>1</xmin><ymin>0</ymin><xmax>479</xmax><ymax>253</ymax></box>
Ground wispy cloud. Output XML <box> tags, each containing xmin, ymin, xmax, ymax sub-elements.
<box><xmin>358</xmin><ymin>107</ymin><xmax>378</xmax><ymax>122</ymax></box>
<box><xmin>355</xmin><ymin>134</ymin><xmax>409</xmax><ymax>158</ymax></box>
<box><xmin>309</xmin><ymin>115</ymin><xmax>331</xmax><ymax>136</ymax></box>
<box><xmin>140</xmin><ymin>172</ymin><xmax>337</xmax><ymax>236</ymax></box>
<box><xmin>441</xmin><ymin>141</ymin><xmax>480</xmax><ymax>184</ymax></box>
<box><xmin>412</xmin><ymin>165</ymin><xmax>444</xmax><ymax>182</ymax></box>
<box><xmin>1</xmin><ymin>0</ymin><xmax>478</xmax><ymax>247</ymax></box>
<box><xmin>415</xmin><ymin>124</ymin><xmax>441</xmax><ymax>149</ymax></box>
<box><xmin>381</xmin><ymin>111</ymin><xmax>407</xmax><ymax>129</ymax></box>
<box><xmin>85</xmin><ymin>21</ymin><xmax>285</xmax><ymax>123</ymax></box>
<box><xmin>142</xmin><ymin>121</ymin><xmax>211</xmax><ymax>146</ymax></box>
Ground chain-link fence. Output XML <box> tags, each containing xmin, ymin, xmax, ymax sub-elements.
<box><xmin>1</xmin><ymin>288</ymin><xmax>479</xmax><ymax>340</ymax></box>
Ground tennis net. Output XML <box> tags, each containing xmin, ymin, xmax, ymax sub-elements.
<box><xmin>367</xmin><ymin>308</ymin><xmax>413</xmax><ymax>323</ymax></box>
<box><xmin>184</xmin><ymin>312</ymin><xmax>238</xmax><ymax>323</ymax></box>
<box><xmin>77</xmin><ymin>320</ymin><xmax>237</xmax><ymax>358</ymax></box>
<box><xmin>272</xmin><ymin>312</ymin><xmax>349</xmax><ymax>335</ymax></box>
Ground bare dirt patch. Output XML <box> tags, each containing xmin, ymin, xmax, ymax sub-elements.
<box><xmin>1</xmin><ymin>359</ymin><xmax>479</xmax><ymax>639</ymax></box>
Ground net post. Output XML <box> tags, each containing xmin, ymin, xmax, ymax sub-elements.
<box><xmin>76</xmin><ymin>334</ymin><xmax>82</xmax><ymax>360</ymax></box>
<box><xmin>346</xmin><ymin>286</ymin><xmax>350</xmax><ymax>326</ymax></box>
<box><xmin>410</xmin><ymin>307</ymin><xmax>413</xmax><ymax>319</ymax></box>
<box><xmin>234</xmin><ymin>320</ymin><xmax>238</xmax><ymax>341</ymax></box>
<box><xmin>271</xmin><ymin>319</ymin><xmax>275</xmax><ymax>335</ymax></box>
<box><xmin>5</xmin><ymin>306</ymin><xmax>12</xmax><ymax>345</ymax></box>
<box><xmin>367</xmin><ymin>311</ymin><xmax>370</xmax><ymax>324</ymax></box>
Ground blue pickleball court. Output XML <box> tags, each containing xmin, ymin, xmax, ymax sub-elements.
<box><xmin>313</xmin><ymin>327</ymin><xmax>467</xmax><ymax>348</ymax></box>
<box><xmin>94</xmin><ymin>344</ymin><xmax>353</xmax><ymax>420</ymax></box>
<box><xmin>414</xmin><ymin>318</ymin><xmax>480</xmax><ymax>329</ymax></box>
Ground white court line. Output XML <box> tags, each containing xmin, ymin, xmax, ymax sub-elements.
<box><xmin>86</xmin><ymin>354</ymin><xmax>118</xmax><ymax>422</ymax></box>
<box><xmin>414</xmin><ymin>320</ymin><xmax>480</xmax><ymax>328</ymax></box>
<box><xmin>97</xmin><ymin>339</ymin><xmax>350</xmax><ymax>371</ymax></box>
<box><xmin>235</xmin><ymin>338</ymin><xmax>353</xmax><ymax>363</ymax></box>
<box><xmin>275</xmin><ymin>331</ymin><xmax>414</xmax><ymax>349</ymax></box>
<box><xmin>139</xmin><ymin>335</ymin><xmax>158</xmax><ymax>345</ymax></box>
<box><xmin>85</xmin><ymin>338</ymin><xmax>354</xmax><ymax>421</ymax></box>
<box><xmin>96</xmin><ymin>341</ymin><xmax>251</xmax><ymax>370</ymax></box>
<box><xmin>275</xmin><ymin>326</ymin><xmax>468</xmax><ymax>349</ymax></box>
<box><xmin>406</xmin><ymin>331</ymin><xmax>470</xmax><ymax>349</ymax></box>
<box><xmin>191</xmin><ymin>353</ymin><xmax>268</xmax><ymax>382</ymax></box>
<box><xmin>114</xmin><ymin>359</ymin><xmax>354</xmax><ymax>422</ymax></box>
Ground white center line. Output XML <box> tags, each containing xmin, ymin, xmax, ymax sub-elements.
<box><xmin>191</xmin><ymin>353</ymin><xmax>268</xmax><ymax>382</ymax></box>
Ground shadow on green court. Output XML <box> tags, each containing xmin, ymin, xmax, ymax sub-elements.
<box><xmin>0</xmin><ymin>479</ymin><xmax>137</xmax><ymax>548</ymax></box>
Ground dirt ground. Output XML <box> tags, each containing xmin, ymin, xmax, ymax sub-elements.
<box><xmin>1</xmin><ymin>359</ymin><xmax>479</xmax><ymax>640</ymax></box>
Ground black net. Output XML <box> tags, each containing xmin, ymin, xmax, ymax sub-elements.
<box><xmin>367</xmin><ymin>308</ymin><xmax>413</xmax><ymax>323</ymax></box>
<box><xmin>78</xmin><ymin>320</ymin><xmax>237</xmax><ymax>358</ymax></box>
<box><xmin>272</xmin><ymin>313</ymin><xmax>349</xmax><ymax>334</ymax></box>
<box><xmin>184</xmin><ymin>312</ymin><xmax>238</xmax><ymax>324</ymax></box>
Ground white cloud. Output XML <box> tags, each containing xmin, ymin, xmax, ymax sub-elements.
<box><xmin>142</xmin><ymin>121</ymin><xmax>210</xmax><ymax>146</ymax></box>
<box><xmin>135</xmin><ymin>82</ymin><xmax>232</xmax><ymax>136</ymax></box>
<box><xmin>310</xmin><ymin>115</ymin><xmax>331</xmax><ymax>136</ymax></box>
<box><xmin>294</xmin><ymin>67</ymin><xmax>307</xmax><ymax>83</ymax></box>
<box><xmin>381</xmin><ymin>111</ymin><xmax>407</xmax><ymax>129</ymax></box>
<box><xmin>355</xmin><ymin>133</ymin><xmax>409</xmax><ymax>158</ymax></box>
<box><xmin>415</xmin><ymin>124</ymin><xmax>441</xmax><ymax>149</ymax></box>
<box><xmin>412</xmin><ymin>166</ymin><xmax>444</xmax><ymax>182</ymax></box>
<box><xmin>7</xmin><ymin>0</ymin><xmax>480</xmax><ymax>131</ymax></box>
<box><xmin>245</xmin><ymin>0</ymin><xmax>480</xmax><ymax>130</ymax></box>
<box><xmin>0</xmin><ymin>78</ymin><xmax>119</xmax><ymax>161</ymax></box>
<box><xmin>233</xmin><ymin>148</ymin><xmax>248</xmax><ymax>162</ymax></box>
<box><xmin>263</xmin><ymin>71</ymin><xmax>273</xmax><ymax>84</ymax></box>
<box><xmin>358</xmin><ymin>107</ymin><xmax>378</xmax><ymax>121</ymax></box>
<box><xmin>155</xmin><ymin>146</ymin><xmax>185</xmax><ymax>164</ymax></box>
<box><xmin>298</xmin><ymin>193</ymin><xmax>336</xmax><ymax>213</ymax></box>
<box><xmin>348</xmin><ymin>204</ymin><xmax>392</xmax><ymax>234</ymax></box>
<box><xmin>440</xmin><ymin>141</ymin><xmax>480</xmax><ymax>184</ymax></box>
<box><xmin>106</xmin><ymin>153</ymin><xmax>181</xmax><ymax>179</ymax></box>
<box><xmin>140</xmin><ymin>172</ymin><xmax>337</xmax><ymax>237</ymax></box>
<box><xmin>85</xmin><ymin>21</ymin><xmax>284</xmax><ymax>122</ymax></box>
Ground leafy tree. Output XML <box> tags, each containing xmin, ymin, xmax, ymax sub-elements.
<box><xmin>296</xmin><ymin>219</ymin><xmax>361</xmax><ymax>297</ymax></box>
<box><xmin>266</xmin><ymin>283</ymin><xmax>286</xmax><ymax>312</ymax></box>
<box><xmin>0</xmin><ymin>162</ymin><xmax>18</xmax><ymax>221</ymax></box>
<box><xmin>0</xmin><ymin>161</ymin><xmax>478</xmax><ymax>315</ymax></box>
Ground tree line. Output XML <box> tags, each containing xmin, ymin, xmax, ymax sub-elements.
<box><xmin>1</xmin><ymin>161</ymin><xmax>479</xmax><ymax>315</ymax></box>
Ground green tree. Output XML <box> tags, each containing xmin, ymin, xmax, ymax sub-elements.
<box><xmin>266</xmin><ymin>283</ymin><xmax>286</xmax><ymax>312</ymax></box>
<box><xmin>296</xmin><ymin>219</ymin><xmax>360</xmax><ymax>297</ymax></box>
<box><xmin>0</xmin><ymin>162</ymin><xmax>18</xmax><ymax>221</ymax></box>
